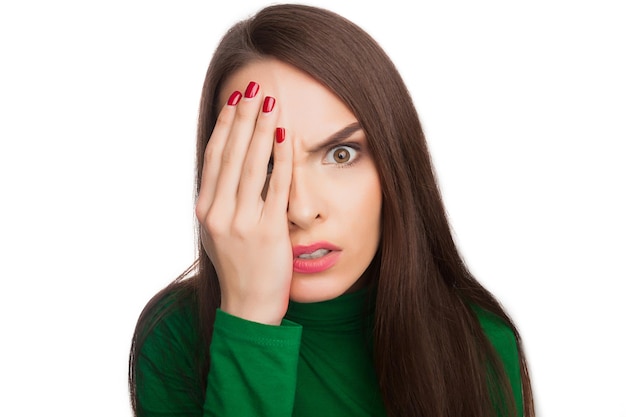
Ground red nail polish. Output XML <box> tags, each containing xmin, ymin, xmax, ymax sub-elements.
<box><xmin>244</xmin><ymin>81</ymin><xmax>260</xmax><ymax>98</ymax></box>
<box><xmin>263</xmin><ymin>96</ymin><xmax>276</xmax><ymax>113</ymax></box>
<box><xmin>275</xmin><ymin>127</ymin><xmax>285</xmax><ymax>143</ymax></box>
<box><xmin>227</xmin><ymin>91</ymin><xmax>242</xmax><ymax>106</ymax></box>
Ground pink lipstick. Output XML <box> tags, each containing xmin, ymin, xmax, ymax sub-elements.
<box><xmin>292</xmin><ymin>242</ymin><xmax>341</xmax><ymax>274</ymax></box>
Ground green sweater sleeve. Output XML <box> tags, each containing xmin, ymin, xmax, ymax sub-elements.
<box><xmin>204</xmin><ymin>309</ymin><xmax>302</xmax><ymax>416</ymax></box>
<box><xmin>136</xmin><ymin>303</ymin><xmax>302</xmax><ymax>417</ymax></box>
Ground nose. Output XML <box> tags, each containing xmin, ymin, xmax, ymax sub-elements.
<box><xmin>287</xmin><ymin>167</ymin><xmax>322</xmax><ymax>230</ymax></box>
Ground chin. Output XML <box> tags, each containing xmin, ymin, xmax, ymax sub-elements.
<box><xmin>288</xmin><ymin>275</ymin><xmax>351</xmax><ymax>303</ymax></box>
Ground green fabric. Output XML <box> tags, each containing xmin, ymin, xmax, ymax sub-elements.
<box><xmin>136</xmin><ymin>288</ymin><xmax>522</xmax><ymax>416</ymax></box>
<box><xmin>474</xmin><ymin>306</ymin><xmax>524</xmax><ymax>417</ymax></box>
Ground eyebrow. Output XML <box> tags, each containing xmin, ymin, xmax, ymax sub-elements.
<box><xmin>307</xmin><ymin>122</ymin><xmax>363</xmax><ymax>153</ymax></box>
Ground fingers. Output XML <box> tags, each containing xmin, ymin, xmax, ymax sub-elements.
<box><xmin>196</xmin><ymin>81</ymin><xmax>289</xmax><ymax>228</ymax></box>
<box><xmin>215</xmin><ymin>82</ymin><xmax>265</xmax><ymax>207</ymax></box>
<box><xmin>263</xmin><ymin>126</ymin><xmax>292</xmax><ymax>221</ymax></box>
<box><xmin>237</xmin><ymin>95</ymin><xmax>280</xmax><ymax>210</ymax></box>
<box><xmin>195</xmin><ymin>90</ymin><xmax>242</xmax><ymax>217</ymax></box>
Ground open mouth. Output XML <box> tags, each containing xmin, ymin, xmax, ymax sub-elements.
<box><xmin>297</xmin><ymin>249</ymin><xmax>330</xmax><ymax>259</ymax></box>
<box><xmin>292</xmin><ymin>243</ymin><xmax>341</xmax><ymax>274</ymax></box>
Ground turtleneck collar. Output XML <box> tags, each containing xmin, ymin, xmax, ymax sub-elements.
<box><xmin>285</xmin><ymin>286</ymin><xmax>376</xmax><ymax>333</ymax></box>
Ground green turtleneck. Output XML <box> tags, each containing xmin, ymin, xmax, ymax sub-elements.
<box><xmin>136</xmin><ymin>288</ymin><xmax>522</xmax><ymax>416</ymax></box>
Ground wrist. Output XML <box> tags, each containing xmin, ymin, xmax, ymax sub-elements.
<box><xmin>220</xmin><ymin>300</ymin><xmax>286</xmax><ymax>326</ymax></box>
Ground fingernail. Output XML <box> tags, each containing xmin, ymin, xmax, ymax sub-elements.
<box><xmin>263</xmin><ymin>96</ymin><xmax>276</xmax><ymax>113</ymax></box>
<box><xmin>275</xmin><ymin>127</ymin><xmax>285</xmax><ymax>143</ymax></box>
<box><xmin>244</xmin><ymin>81</ymin><xmax>260</xmax><ymax>98</ymax></box>
<box><xmin>227</xmin><ymin>91</ymin><xmax>242</xmax><ymax>106</ymax></box>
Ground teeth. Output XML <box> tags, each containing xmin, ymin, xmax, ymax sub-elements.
<box><xmin>298</xmin><ymin>249</ymin><xmax>330</xmax><ymax>259</ymax></box>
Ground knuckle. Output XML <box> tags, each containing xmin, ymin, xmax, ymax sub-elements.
<box><xmin>230</xmin><ymin>223</ymin><xmax>247</xmax><ymax>239</ymax></box>
<box><xmin>234</xmin><ymin>102</ymin><xmax>258</xmax><ymax>120</ymax></box>
<box><xmin>230</xmin><ymin>217</ymin><xmax>252</xmax><ymax>239</ymax></box>
<box><xmin>203</xmin><ymin>145</ymin><xmax>218</xmax><ymax>166</ymax></box>
<box><xmin>221</xmin><ymin>148</ymin><xmax>236</xmax><ymax>165</ymax></box>
<box><xmin>204</xmin><ymin>209</ymin><xmax>227</xmax><ymax>236</ymax></box>
<box><xmin>214</xmin><ymin>110</ymin><xmax>232</xmax><ymax>130</ymax></box>
<box><xmin>194</xmin><ymin>202</ymin><xmax>205</xmax><ymax>221</ymax></box>
<box><xmin>241</xmin><ymin>161</ymin><xmax>265</xmax><ymax>180</ymax></box>
<box><xmin>253</xmin><ymin>120</ymin><xmax>274</xmax><ymax>137</ymax></box>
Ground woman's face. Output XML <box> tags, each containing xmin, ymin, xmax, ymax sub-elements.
<box><xmin>219</xmin><ymin>59</ymin><xmax>382</xmax><ymax>303</ymax></box>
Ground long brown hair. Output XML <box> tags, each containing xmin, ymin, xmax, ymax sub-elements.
<box><xmin>130</xmin><ymin>4</ymin><xmax>534</xmax><ymax>416</ymax></box>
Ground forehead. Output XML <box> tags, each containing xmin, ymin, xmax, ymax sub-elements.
<box><xmin>219</xmin><ymin>59</ymin><xmax>358</xmax><ymax>145</ymax></box>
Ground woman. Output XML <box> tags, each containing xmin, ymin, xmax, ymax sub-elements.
<box><xmin>129</xmin><ymin>4</ymin><xmax>534</xmax><ymax>416</ymax></box>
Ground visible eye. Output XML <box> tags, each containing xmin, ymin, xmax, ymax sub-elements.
<box><xmin>323</xmin><ymin>146</ymin><xmax>357</xmax><ymax>165</ymax></box>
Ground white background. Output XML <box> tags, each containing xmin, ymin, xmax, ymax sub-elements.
<box><xmin>1</xmin><ymin>1</ymin><xmax>624</xmax><ymax>416</ymax></box>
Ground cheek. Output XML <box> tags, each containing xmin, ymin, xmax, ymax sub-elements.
<box><xmin>342</xmin><ymin>176</ymin><xmax>382</xmax><ymax>232</ymax></box>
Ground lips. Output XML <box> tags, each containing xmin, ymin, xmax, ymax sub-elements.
<box><xmin>292</xmin><ymin>242</ymin><xmax>341</xmax><ymax>274</ymax></box>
